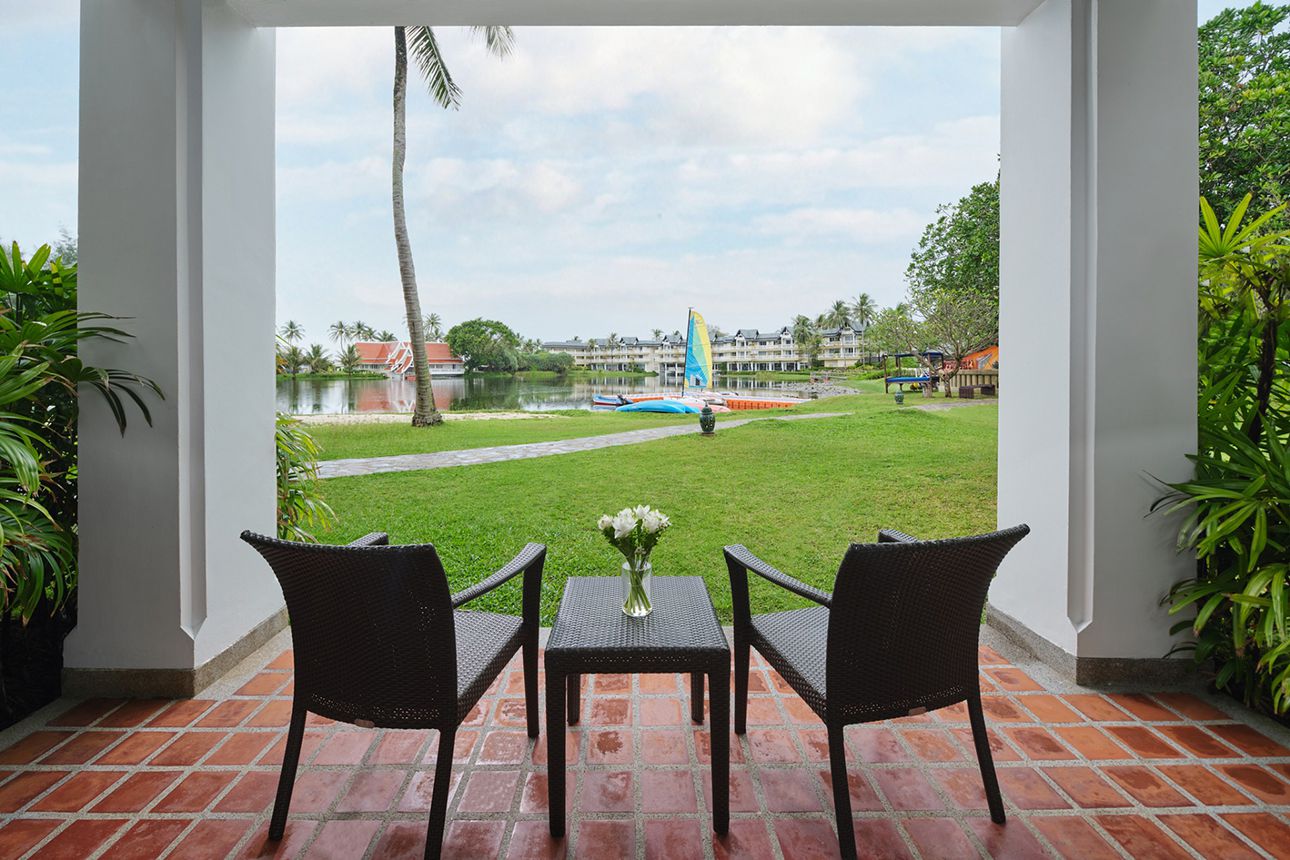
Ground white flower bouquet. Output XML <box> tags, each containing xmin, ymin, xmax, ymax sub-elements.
<box><xmin>598</xmin><ymin>505</ymin><xmax>670</xmax><ymax>616</ymax></box>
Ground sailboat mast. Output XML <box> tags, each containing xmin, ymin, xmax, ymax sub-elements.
<box><xmin>681</xmin><ymin>308</ymin><xmax>692</xmax><ymax>398</ymax></box>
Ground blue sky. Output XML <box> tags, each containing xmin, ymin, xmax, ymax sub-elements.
<box><xmin>0</xmin><ymin>1</ymin><xmax>1251</xmax><ymax>344</ymax></box>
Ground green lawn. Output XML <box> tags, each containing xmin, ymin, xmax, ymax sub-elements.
<box><xmin>316</xmin><ymin>392</ymin><xmax>998</xmax><ymax>625</ymax></box>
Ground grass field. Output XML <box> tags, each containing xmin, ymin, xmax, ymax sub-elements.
<box><xmin>316</xmin><ymin>388</ymin><xmax>998</xmax><ymax>625</ymax></box>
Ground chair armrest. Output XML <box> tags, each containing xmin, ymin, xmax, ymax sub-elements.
<box><xmin>877</xmin><ymin>528</ymin><xmax>919</xmax><ymax>544</ymax></box>
<box><xmin>723</xmin><ymin>545</ymin><xmax>831</xmax><ymax>607</ymax></box>
<box><xmin>349</xmin><ymin>532</ymin><xmax>390</xmax><ymax>547</ymax></box>
<box><xmin>452</xmin><ymin>543</ymin><xmax>547</xmax><ymax>608</ymax></box>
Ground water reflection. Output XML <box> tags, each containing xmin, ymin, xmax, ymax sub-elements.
<box><xmin>276</xmin><ymin>374</ymin><xmax>802</xmax><ymax>415</ymax></box>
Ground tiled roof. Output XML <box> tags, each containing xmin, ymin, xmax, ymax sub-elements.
<box><xmin>353</xmin><ymin>342</ymin><xmax>395</xmax><ymax>363</ymax></box>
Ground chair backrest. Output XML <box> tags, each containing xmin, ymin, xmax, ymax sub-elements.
<box><xmin>241</xmin><ymin>531</ymin><xmax>457</xmax><ymax>729</ymax></box>
<box><xmin>825</xmin><ymin>525</ymin><xmax>1029</xmax><ymax>723</ymax></box>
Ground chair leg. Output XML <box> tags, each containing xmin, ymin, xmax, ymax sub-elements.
<box><xmin>269</xmin><ymin>701</ymin><xmax>307</xmax><ymax>840</ymax></box>
<box><xmin>567</xmin><ymin>673</ymin><xmax>581</xmax><ymax>725</ymax></box>
<box><xmin>967</xmin><ymin>694</ymin><xmax>1006</xmax><ymax>824</ymax></box>
<box><xmin>827</xmin><ymin>723</ymin><xmax>856</xmax><ymax>860</ymax></box>
<box><xmin>733</xmin><ymin>636</ymin><xmax>750</xmax><ymax>735</ymax></box>
<box><xmin>522</xmin><ymin>635</ymin><xmax>539</xmax><ymax>739</ymax></box>
<box><xmin>424</xmin><ymin>727</ymin><xmax>457</xmax><ymax>860</ymax></box>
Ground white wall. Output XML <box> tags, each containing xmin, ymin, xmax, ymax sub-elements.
<box><xmin>997</xmin><ymin>0</ymin><xmax>1197</xmax><ymax>662</ymax></box>
<box><xmin>1081</xmin><ymin>0</ymin><xmax>1196</xmax><ymax>659</ymax></box>
<box><xmin>997</xmin><ymin>0</ymin><xmax>1078</xmax><ymax>654</ymax></box>
<box><xmin>229</xmin><ymin>0</ymin><xmax>1046</xmax><ymax>26</ymax></box>
<box><xmin>70</xmin><ymin>0</ymin><xmax>279</xmax><ymax>675</ymax></box>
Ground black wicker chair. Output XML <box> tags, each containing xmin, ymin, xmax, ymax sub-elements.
<box><xmin>241</xmin><ymin>530</ymin><xmax>546</xmax><ymax>860</ymax></box>
<box><xmin>725</xmin><ymin>525</ymin><xmax>1029</xmax><ymax>860</ymax></box>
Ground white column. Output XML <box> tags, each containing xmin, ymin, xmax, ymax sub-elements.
<box><xmin>68</xmin><ymin>0</ymin><xmax>280</xmax><ymax>694</ymax></box>
<box><xmin>996</xmin><ymin>0</ymin><xmax>1197</xmax><ymax>674</ymax></box>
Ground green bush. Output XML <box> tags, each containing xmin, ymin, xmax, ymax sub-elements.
<box><xmin>1156</xmin><ymin>196</ymin><xmax>1290</xmax><ymax>715</ymax></box>
<box><xmin>0</xmin><ymin>243</ymin><xmax>160</xmax><ymax>622</ymax></box>
<box><xmin>276</xmin><ymin>413</ymin><xmax>336</xmax><ymax>542</ymax></box>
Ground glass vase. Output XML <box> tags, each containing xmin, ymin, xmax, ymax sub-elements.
<box><xmin>621</xmin><ymin>558</ymin><xmax>653</xmax><ymax>617</ymax></box>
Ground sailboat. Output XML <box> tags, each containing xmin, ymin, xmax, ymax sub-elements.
<box><xmin>615</xmin><ymin>310</ymin><xmax>728</xmax><ymax>413</ymax></box>
<box><xmin>604</xmin><ymin>309</ymin><xmax>806</xmax><ymax>412</ymax></box>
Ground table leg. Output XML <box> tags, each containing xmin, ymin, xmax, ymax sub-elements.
<box><xmin>691</xmin><ymin>672</ymin><xmax>705</xmax><ymax>723</ymax></box>
<box><xmin>709</xmin><ymin>667</ymin><xmax>729</xmax><ymax>834</ymax></box>
<box><xmin>567</xmin><ymin>673</ymin><xmax>581</xmax><ymax>725</ymax></box>
<box><xmin>546</xmin><ymin>669</ymin><xmax>567</xmax><ymax>837</ymax></box>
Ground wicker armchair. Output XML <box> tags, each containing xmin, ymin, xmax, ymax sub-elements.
<box><xmin>725</xmin><ymin>525</ymin><xmax>1029</xmax><ymax>860</ymax></box>
<box><xmin>241</xmin><ymin>531</ymin><xmax>546</xmax><ymax>860</ymax></box>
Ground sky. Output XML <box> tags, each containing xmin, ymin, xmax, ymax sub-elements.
<box><xmin>0</xmin><ymin>0</ymin><xmax>1254</xmax><ymax>345</ymax></box>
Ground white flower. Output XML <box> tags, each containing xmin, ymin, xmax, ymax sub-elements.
<box><xmin>598</xmin><ymin>515</ymin><xmax>613</xmax><ymax>531</ymax></box>
<box><xmin>633</xmin><ymin>505</ymin><xmax>652</xmax><ymax>519</ymax></box>
<box><xmin>612</xmin><ymin>510</ymin><xmax>637</xmax><ymax>539</ymax></box>
<box><xmin>642</xmin><ymin>509</ymin><xmax>670</xmax><ymax>534</ymax></box>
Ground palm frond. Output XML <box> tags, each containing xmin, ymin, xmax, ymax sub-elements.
<box><xmin>405</xmin><ymin>26</ymin><xmax>463</xmax><ymax>110</ymax></box>
<box><xmin>471</xmin><ymin>26</ymin><xmax>515</xmax><ymax>58</ymax></box>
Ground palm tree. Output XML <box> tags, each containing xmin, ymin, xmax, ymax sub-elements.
<box><xmin>827</xmin><ymin>300</ymin><xmax>852</xmax><ymax>329</ymax></box>
<box><xmin>351</xmin><ymin>320</ymin><xmax>375</xmax><ymax>342</ymax></box>
<box><xmin>852</xmin><ymin>292</ymin><xmax>876</xmax><ymax>328</ymax></box>
<box><xmin>305</xmin><ymin>343</ymin><xmax>332</xmax><ymax>374</ymax></box>
<box><xmin>425</xmin><ymin>313</ymin><xmax>444</xmax><ymax>340</ymax></box>
<box><xmin>375</xmin><ymin>330</ymin><xmax>399</xmax><ymax>342</ymax></box>
<box><xmin>852</xmin><ymin>293</ymin><xmax>877</xmax><ymax>362</ymax></box>
<box><xmin>651</xmin><ymin>328</ymin><xmax>663</xmax><ymax>340</ymax></box>
<box><xmin>279</xmin><ymin>320</ymin><xmax>304</xmax><ymax>344</ymax></box>
<box><xmin>282</xmin><ymin>344</ymin><xmax>306</xmax><ymax>377</ymax></box>
<box><xmin>791</xmin><ymin>314</ymin><xmax>822</xmax><ymax>368</ymax></box>
<box><xmin>328</xmin><ymin>320</ymin><xmax>350</xmax><ymax>349</ymax></box>
<box><xmin>394</xmin><ymin>25</ymin><xmax>514</xmax><ymax>426</ymax></box>
<box><xmin>340</xmin><ymin>344</ymin><xmax>362</xmax><ymax>375</ymax></box>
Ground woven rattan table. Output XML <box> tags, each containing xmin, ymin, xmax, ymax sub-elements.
<box><xmin>544</xmin><ymin>576</ymin><xmax>730</xmax><ymax>837</ymax></box>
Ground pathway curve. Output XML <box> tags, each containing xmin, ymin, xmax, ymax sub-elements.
<box><xmin>318</xmin><ymin>412</ymin><xmax>848</xmax><ymax>478</ymax></box>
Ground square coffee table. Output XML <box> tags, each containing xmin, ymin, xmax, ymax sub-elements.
<box><xmin>544</xmin><ymin>576</ymin><xmax>730</xmax><ymax>836</ymax></box>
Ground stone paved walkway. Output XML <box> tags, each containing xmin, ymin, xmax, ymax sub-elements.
<box><xmin>317</xmin><ymin>413</ymin><xmax>848</xmax><ymax>478</ymax></box>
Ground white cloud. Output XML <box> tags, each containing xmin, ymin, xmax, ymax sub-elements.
<box><xmin>267</xmin><ymin>25</ymin><xmax>1000</xmax><ymax>340</ymax></box>
<box><xmin>756</xmin><ymin>207</ymin><xmax>927</xmax><ymax>244</ymax></box>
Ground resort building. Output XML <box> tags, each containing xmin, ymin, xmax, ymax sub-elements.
<box><xmin>352</xmin><ymin>341</ymin><xmax>465</xmax><ymax>377</ymax></box>
<box><xmin>543</xmin><ymin>323</ymin><xmax>868</xmax><ymax>375</ymax></box>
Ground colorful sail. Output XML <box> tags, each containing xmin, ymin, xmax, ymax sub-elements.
<box><xmin>685</xmin><ymin>310</ymin><xmax>714</xmax><ymax>390</ymax></box>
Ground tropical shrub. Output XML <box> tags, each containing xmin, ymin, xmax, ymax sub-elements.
<box><xmin>1156</xmin><ymin>196</ymin><xmax>1290</xmax><ymax>715</ymax></box>
<box><xmin>275</xmin><ymin>412</ymin><xmax>336</xmax><ymax>543</ymax></box>
<box><xmin>0</xmin><ymin>243</ymin><xmax>160</xmax><ymax>621</ymax></box>
<box><xmin>0</xmin><ymin>241</ymin><xmax>160</xmax><ymax>726</ymax></box>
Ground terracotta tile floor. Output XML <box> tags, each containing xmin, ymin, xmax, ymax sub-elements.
<box><xmin>1</xmin><ymin>635</ymin><xmax>1289</xmax><ymax>859</ymax></box>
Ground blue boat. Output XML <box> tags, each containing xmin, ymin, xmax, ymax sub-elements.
<box><xmin>615</xmin><ymin>399</ymin><xmax>700</xmax><ymax>414</ymax></box>
<box><xmin>592</xmin><ymin>394</ymin><xmax>629</xmax><ymax>407</ymax></box>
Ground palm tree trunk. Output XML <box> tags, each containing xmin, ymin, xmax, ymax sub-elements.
<box><xmin>393</xmin><ymin>26</ymin><xmax>443</xmax><ymax>427</ymax></box>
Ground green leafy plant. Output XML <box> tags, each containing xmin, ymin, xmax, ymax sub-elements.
<box><xmin>1156</xmin><ymin>195</ymin><xmax>1290</xmax><ymax>714</ymax></box>
<box><xmin>0</xmin><ymin>242</ymin><xmax>161</xmax><ymax>623</ymax></box>
<box><xmin>276</xmin><ymin>412</ymin><xmax>336</xmax><ymax>543</ymax></box>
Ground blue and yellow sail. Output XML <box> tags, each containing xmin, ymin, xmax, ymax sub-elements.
<box><xmin>684</xmin><ymin>309</ymin><xmax>714</xmax><ymax>391</ymax></box>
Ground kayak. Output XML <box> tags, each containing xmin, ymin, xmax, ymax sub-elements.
<box><xmin>592</xmin><ymin>394</ymin><xmax>629</xmax><ymax>407</ymax></box>
<box><xmin>615</xmin><ymin>399</ymin><xmax>701</xmax><ymax>414</ymax></box>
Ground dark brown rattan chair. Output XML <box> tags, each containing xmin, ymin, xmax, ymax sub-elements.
<box><xmin>241</xmin><ymin>530</ymin><xmax>546</xmax><ymax>860</ymax></box>
<box><xmin>725</xmin><ymin>525</ymin><xmax>1029</xmax><ymax>860</ymax></box>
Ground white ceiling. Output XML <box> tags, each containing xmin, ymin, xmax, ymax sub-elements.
<box><xmin>229</xmin><ymin>0</ymin><xmax>1046</xmax><ymax>27</ymax></box>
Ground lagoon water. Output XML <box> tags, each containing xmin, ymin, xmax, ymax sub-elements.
<box><xmin>276</xmin><ymin>374</ymin><xmax>802</xmax><ymax>414</ymax></box>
